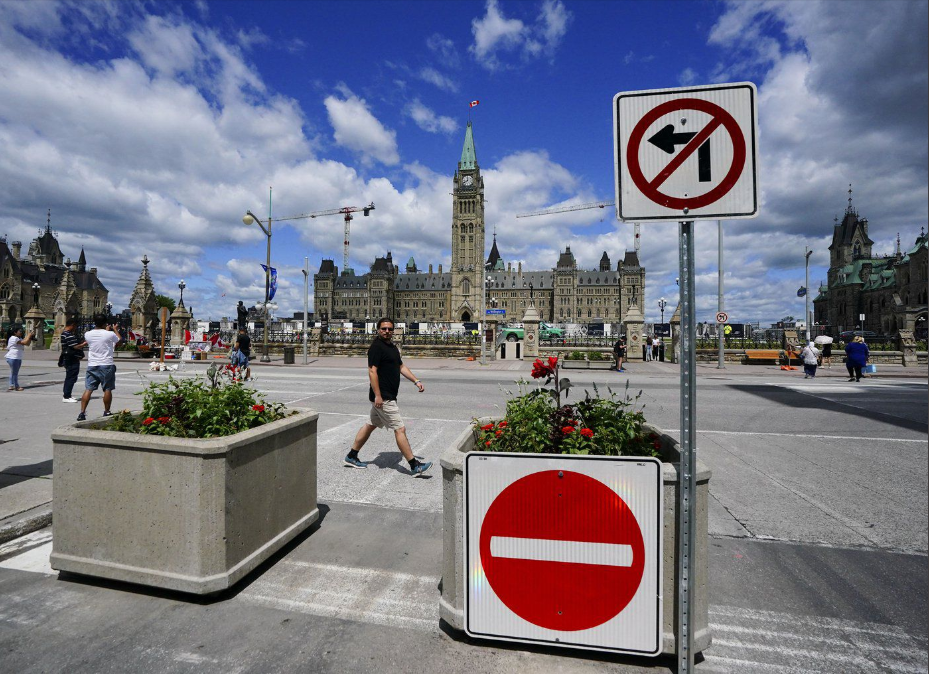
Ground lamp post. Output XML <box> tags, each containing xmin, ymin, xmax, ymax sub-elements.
<box><xmin>658</xmin><ymin>297</ymin><xmax>667</xmax><ymax>325</ymax></box>
<box><xmin>804</xmin><ymin>248</ymin><xmax>813</xmax><ymax>344</ymax></box>
<box><xmin>302</xmin><ymin>257</ymin><xmax>309</xmax><ymax>365</ymax></box>
<box><xmin>481</xmin><ymin>274</ymin><xmax>494</xmax><ymax>365</ymax></box>
<box><xmin>243</xmin><ymin>203</ymin><xmax>272</xmax><ymax>363</ymax></box>
<box><xmin>32</xmin><ymin>282</ymin><xmax>41</xmax><ymax>309</ymax></box>
<box><xmin>178</xmin><ymin>279</ymin><xmax>186</xmax><ymax>306</ymax></box>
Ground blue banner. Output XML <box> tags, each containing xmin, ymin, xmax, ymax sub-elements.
<box><xmin>260</xmin><ymin>264</ymin><xmax>278</xmax><ymax>301</ymax></box>
<box><xmin>797</xmin><ymin>287</ymin><xmax>807</xmax><ymax>297</ymax></box>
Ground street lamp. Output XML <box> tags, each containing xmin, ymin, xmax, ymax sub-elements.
<box><xmin>481</xmin><ymin>274</ymin><xmax>494</xmax><ymax>365</ymax></box>
<box><xmin>243</xmin><ymin>207</ymin><xmax>272</xmax><ymax>363</ymax></box>
<box><xmin>177</xmin><ymin>279</ymin><xmax>186</xmax><ymax>307</ymax></box>
<box><xmin>658</xmin><ymin>297</ymin><xmax>667</xmax><ymax>325</ymax></box>
<box><xmin>32</xmin><ymin>282</ymin><xmax>41</xmax><ymax>309</ymax></box>
<box><xmin>302</xmin><ymin>257</ymin><xmax>309</xmax><ymax>365</ymax></box>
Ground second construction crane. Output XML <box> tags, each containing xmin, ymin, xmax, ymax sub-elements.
<box><xmin>516</xmin><ymin>200</ymin><xmax>640</xmax><ymax>253</ymax></box>
<box><xmin>276</xmin><ymin>202</ymin><xmax>375</xmax><ymax>273</ymax></box>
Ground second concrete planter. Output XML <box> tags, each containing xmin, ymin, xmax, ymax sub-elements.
<box><xmin>440</xmin><ymin>419</ymin><xmax>711</xmax><ymax>657</ymax></box>
<box><xmin>51</xmin><ymin>410</ymin><xmax>319</xmax><ymax>595</ymax></box>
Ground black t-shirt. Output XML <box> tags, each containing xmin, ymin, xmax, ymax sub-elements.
<box><xmin>368</xmin><ymin>337</ymin><xmax>402</xmax><ymax>402</ymax></box>
<box><xmin>237</xmin><ymin>333</ymin><xmax>251</xmax><ymax>357</ymax></box>
<box><xmin>614</xmin><ymin>339</ymin><xmax>626</xmax><ymax>356</ymax></box>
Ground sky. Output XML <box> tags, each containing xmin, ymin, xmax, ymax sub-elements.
<box><xmin>0</xmin><ymin>0</ymin><xmax>926</xmax><ymax>325</ymax></box>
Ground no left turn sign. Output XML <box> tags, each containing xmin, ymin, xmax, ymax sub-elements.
<box><xmin>716</xmin><ymin>311</ymin><xmax>729</xmax><ymax>324</ymax></box>
<box><xmin>614</xmin><ymin>82</ymin><xmax>759</xmax><ymax>221</ymax></box>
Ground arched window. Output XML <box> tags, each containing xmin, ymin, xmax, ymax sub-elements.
<box><xmin>853</xmin><ymin>241</ymin><xmax>861</xmax><ymax>257</ymax></box>
<box><xmin>0</xmin><ymin>284</ymin><xmax>9</xmax><ymax>299</ymax></box>
<box><xmin>462</xmin><ymin>278</ymin><xmax>471</xmax><ymax>294</ymax></box>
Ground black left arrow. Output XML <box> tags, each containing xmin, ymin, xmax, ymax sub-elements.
<box><xmin>648</xmin><ymin>124</ymin><xmax>696</xmax><ymax>154</ymax></box>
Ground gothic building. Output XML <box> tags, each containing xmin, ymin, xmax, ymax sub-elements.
<box><xmin>0</xmin><ymin>212</ymin><xmax>108</xmax><ymax>330</ymax></box>
<box><xmin>314</xmin><ymin>122</ymin><xmax>645</xmax><ymax>325</ymax></box>
<box><xmin>813</xmin><ymin>189</ymin><xmax>928</xmax><ymax>337</ymax></box>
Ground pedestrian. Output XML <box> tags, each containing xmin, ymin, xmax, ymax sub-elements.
<box><xmin>821</xmin><ymin>340</ymin><xmax>833</xmax><ymax>368</ymax></box>
<box><xmin>800</xmin><ymin>340</ymin><xmax>820</xmax><ymax>379</ymax></box>
<box><xmin>613</xmin><ymin>335</ymin><xmax>627</xmax><ymax>373</ymax></box>
<box><xmin>233</xmin><ymin>326</ymin><xmax>252</xmax><ymax>380</ymax></box>
<box><xmin>77</xmin><ymin>314</ymin><xmax>122</xmax><ymax>420</ymax></box>
<box><xmin>844</xmin><ymin>335</ymin><xmax>870</xmax><ymax>382</ymax></box>
<box><xmin>645</xmin><ymin>335</ymin><xmax>653</xmax><ymax>361</ymax></box>
<box><xmin>5</xmin><ymin>324</ymin><xmax>37</xmax><ymax>391</ymax></box>
<box><xmin>59</xmin><ymin>315</ymin><xmax>87</xmax><ymax>402</ymax></box>
<box><xmin>344</xmin><ymin>317</ymin><xmax>432</xmax><ymax>477</ymax></box>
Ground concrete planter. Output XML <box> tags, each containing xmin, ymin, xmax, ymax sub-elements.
<box><xmin>50</xmin><ymin>410</ymin><xmax>319</xmax><ymax>595</ymax></box>
<box><xmin>440</xmin><ymin>419</ymin><xmax>711</xmax><ymax>657</ymax></box>
<box><xmin>561</xmin><ymin>358</ymin><xmax>614</xmax><ymax>370</ymax></box>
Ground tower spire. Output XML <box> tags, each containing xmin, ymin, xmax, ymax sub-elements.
<box><xmin>459</xmin><ymin>121</ymin><xmax>477</xmax><ymax>171</ymax></box>
<box><xmin>46</xmin><ymin>208</ymin><xmax>51</xmax><ymax>233</ymax></box>
<box><xmin>846</xmin><ymin>183</ymin><xmax>854</xmax><ymax>213</ymax></box>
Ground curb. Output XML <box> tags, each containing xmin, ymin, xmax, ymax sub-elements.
<box><xmin>0</xmin><ymin>503</ymin><xmax>52</xmax><ymax>545</ymax></box>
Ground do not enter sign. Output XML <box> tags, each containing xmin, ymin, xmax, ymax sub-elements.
<box><xmin>465</xmin><ymin>453</ymin><xmax>662</xmax><ymax>655</ymax></box>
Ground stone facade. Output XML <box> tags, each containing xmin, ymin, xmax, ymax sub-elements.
<box><xmin>314</xmin><ymin>123</ymin><xmax>645</xmax><ymax>325</ymax></box>
<box><xmin>813</xmin><ymin>191</ymin><xmax>928</xmax><ymax>337</ymax></box>
<box><xmin>128</xmin><ymin>255</ymin><xmax>160</xmax><ymax>341</ymax></box>
<box><xmin>0</xmin><ymin>212</ymin><xmax>108</xmax><ymax>334</ymax></box>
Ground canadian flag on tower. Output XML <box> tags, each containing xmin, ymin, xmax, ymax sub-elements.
<box><xmin>469</xmin><ymin>100</ymin><xmax>480</xmax><ymax>108</ymax></box>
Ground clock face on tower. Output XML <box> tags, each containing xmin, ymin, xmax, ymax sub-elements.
<box><xmin>461</xmin><ymin>175</ymin><xmax>474</xmax><ymax>188</ymax></box>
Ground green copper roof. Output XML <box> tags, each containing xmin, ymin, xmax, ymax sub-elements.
<box><xmin>459</xmin><ymin>121</ymin><xmax>476</xmax><ymax>170</ymax></box>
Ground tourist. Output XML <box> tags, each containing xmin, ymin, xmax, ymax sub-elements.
<box><xmin>613</xmin><ymin>335</ymin><xmax>627</xmax><ymax>373</ymax></box>
<box><xmin>59</xmin><ymin>315</ymin><xmax>87</xmax><ymax>402</ymax></box>
<box><xmin>821</xmin><ymin>339</ymin><xmax>833</xmax><ymax>368</ymax></box>
<box><xmin>844</xmin><ymin>335</ymin><xmax>870</xmax><ymax>382</ymax></box>
<box><xmin>233</xmin><ymin>326</ymin><xmax>252</xmax><ymax>381</ymax></box>
<box><xmin>236</xmin><ymin>300</ymin><xmax>248</xmax><ymax>331</ymax></box>
<box><xmin>800</xmin><ymin>340</ymin><xmax>820</xmax><ymax>379</ymax></box>
<box><xmin>645</xmin><ymin>335</ymin><xmax>654</xmax><ymax>361</ymax></box>
<box><xmin>77</xmin><ymin>315</ymin><xmax>122</xmax><ymax>420</ymax></box>
<box><xmin>5</xmin><ymin>324</ymin><xmax>36</xmax><ymax>391</ymax></box>
<box><xmin>344</xmin><ymin>317</ymin><xmax>432</xmax><ymax>477</ymax></box>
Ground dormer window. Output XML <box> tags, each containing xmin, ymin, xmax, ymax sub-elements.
<box><xmin>853</xmin><ymin>241</ymin><xmax>862</xmax><ymax>257</ymax></box>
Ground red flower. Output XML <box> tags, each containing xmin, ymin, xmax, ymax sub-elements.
<box><xmin>562</xmin><ymin>426</ymin><xmax>574</xmax><ymax>435</ymax></box>
<box><xmin>653</xmin><ymin>441</ymin><xmax>661</xmax><ymax>450</ymax></box>
<box><xmin>142</xmin><ymin>417</ymin><xmax>155</xmax><ymax>426</ymax></box>
<box><xmin>531</xmin><ymin>358</ymin><xmax>556</xmax><ymax>379</ymax></box>
<box><xmin>485</xmin><ymin>440</ymin><xmax>492</xmax><ymax>446</ymax></box>
<box><xmin>580</xmin><ymin>428</ymin><xmax>594</xmax><ymax>438</ymax></box>
<box><xmin>548</xmin><ymin>356</ymin><xmax>558</xmax><ymax>368</ymax></box>
<box><xmin>497</xmin><ymin>421</ymin><xmax>508</xmax><ymax>428</ymax></box>
<box><xmin>157</xmin><ymin>417</ymin><xmax>170</xmax><ymax>424</ymax></box>
<box><xmin>495</xmin><ymin>430</ymin><xmax>503</xmax><ymax>437</ymax></box>
<box><xmin>251</xmin><ymin>404</ymin><xmax>265</xmax><ymax>412</ymax></box>
<box><xmin>481</xmin><ymin>423</ymin><xmax>494</xmax><ymax>431</ymax></box>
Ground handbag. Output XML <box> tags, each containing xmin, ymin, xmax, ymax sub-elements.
<box><xmin>862</xmin><ymin>364</ymin><xmax>877</xmax><ymax>374</ymax></box>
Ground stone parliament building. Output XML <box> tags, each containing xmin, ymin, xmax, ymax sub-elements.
<box><xmin>813</xmin><ymin>191</ymin><xmax>928</xmax><ymax>338</ymax></box>
<box><xmin>314</xmin><ymin>122</ymin><xmax>645</xmax><ymax>325</ymax></box>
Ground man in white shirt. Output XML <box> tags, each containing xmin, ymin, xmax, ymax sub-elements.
<box><xmin>77</xmin><ymin>314</ymin><xmax>122</xmax><ymax>421</ymax></box>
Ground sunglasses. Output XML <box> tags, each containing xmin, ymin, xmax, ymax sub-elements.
<box><xmin>379</xmin><ymin>327</ymin><xmax>394</xmax><ymax>332</ymax></box>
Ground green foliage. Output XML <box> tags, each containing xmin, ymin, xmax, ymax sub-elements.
<box><xmin>475</xmin><ymin>379</ymin><xmax>659</xmax><ymax>458</ymax></box>
<box><xmin>568</xmin><ymin>351</ymin><xmax>585</xmax><ymax>360</ymax></box>
<box><xmin>156</xmin><ymin>294</ymin><xmax>176</xmax><ymax>313</ymax></box>
<box><xmin>108</xmin><ymin>368</ymin><xmax>288</xmax><ymax>438</ymax></box>
<box><xmin>587</xmin><ymin>350</ymin><xmax>606</xmax><ymax>361</ymax></box>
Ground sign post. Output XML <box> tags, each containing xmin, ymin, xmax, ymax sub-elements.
<box><xmin>614</xmin><ymin>82</ymin><xmax>759</xmax><ymax>673</ymax></box>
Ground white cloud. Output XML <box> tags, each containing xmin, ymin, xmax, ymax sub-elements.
<box><xmin>678</xmin><ymin>67</ymin><xmax>698</xmax><ymax>86</ymax></box>
<box><xmin>418</xmin><ymin>66</ymin><xmax>458</xmax><ymax>92</ymax></box>
<box><xmin>324</xmin><ymin>86</ymin><xmax>399</xmax><ymax>166</ymax></box>
<box><xmin>426</xmin><ymin>33</ymin><xmax>459</xmax><ymax>68</ymax></box>
<box><xmin>470</xmin><ymin>0</ymin><xmax>571</xmax><ymax>70</ymax></box>
<box><xmin>405</xmin><ymin>99</ymin><xmax>457</xmax><ymax>135</ymax></box>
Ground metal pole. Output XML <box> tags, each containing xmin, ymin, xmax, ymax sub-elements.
<box><xmin>481</xmin><ymin>276</ymin><xmax>487</xmax><ymax>365</ymax></box>
<box><xmin>717</xmin><ymin>220</ymin><xmax>725</xmax><ymax>369</ymax></box>
<box><xmin>303</xmin><ymin>256</ymin><xmax>309</xmax><ymax>365</ymax></box>
<box><xmin>677</xmin><ymin>220</ymin><xmax>697</xmax><ymax>674</ymax></box>
<box><xmin>805</xmin><ymin>248</ymin><xmax>812</xmax><ymax>344</ymax></box>
<box><xmin>261</xmin><ymin>221</ymin><xmax>271</xmax><ymax>362</ymax></box>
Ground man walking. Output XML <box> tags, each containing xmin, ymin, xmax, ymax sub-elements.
<box><xmin>613</xmin><ymin>335</ymin><xmax>627</xmax><ymax>373</ymax></box>
<box><xmin>60</xmin><ymin>316</ymin><xmax>86</xmax><ymax>403</ymax></box>
<box><xmin>77</xmin><ymin>315</ymin><xmax>122</xmax><ymax>421</ymax></box>
<box><xmin>236</xmin><ymin>301</ymin><xmax>248</xmax><ymax>331</ymax></box>
<box><xmin>233</xmin><ymin>326</ymin><xmax>252</xmax><ymax>380</ymax></box>
<box><xmin>344</xmin><ymin>318</ymin><xmax>432</xmax><ymax>477</ymax></box>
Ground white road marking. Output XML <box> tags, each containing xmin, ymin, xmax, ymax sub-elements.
<box><xmin>490</xmin><ymin>537</ymin><xmax>633</xmax><ymax>566</ymax></box>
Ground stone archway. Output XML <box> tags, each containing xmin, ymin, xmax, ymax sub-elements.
<box><xmin>461</xmin><ymin>311</ymin><xmax>471</xmax><ymax>322</ymax></box>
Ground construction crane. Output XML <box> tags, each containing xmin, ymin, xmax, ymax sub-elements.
<box><xmin>276</xmin><ymin>202</ymin><xmax>375</xmax><ymax>272</ymax></box>
<box><xmin>516</xmin><ymin>200</ymin><xmax>640</xmax><ymax>252</ymax></box>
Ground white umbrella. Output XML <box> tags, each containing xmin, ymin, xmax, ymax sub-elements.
<box><xmin>814</xmin><ymin>335</ymin><xmax>833</xmax><ymax>345</ymax></box>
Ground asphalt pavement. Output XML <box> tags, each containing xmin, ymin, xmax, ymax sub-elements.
<box><xmin>0</xmin><ymin>351</ymin><xmax>926</xmax><ymax>672</ymax></box>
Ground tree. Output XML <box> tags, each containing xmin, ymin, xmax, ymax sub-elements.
<box><xmin>156</xmin><ymin>294</ymin><xmax>176</xmax><ymax>313</ymax></box>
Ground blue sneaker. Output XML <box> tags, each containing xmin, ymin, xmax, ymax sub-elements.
<box><xmin>410</xmin><ymin>460</ymin><xmax>433</xmax><ymax>478</ymax></box>
<box><xmin>344</xmin><ymin>454</ymin><xmax>368</xmax><ymax>469</ymax></box>
<box><xmin>618</xmin><ymin>368</ymin><xmax>627</xmax><ymax>373</ymax></box>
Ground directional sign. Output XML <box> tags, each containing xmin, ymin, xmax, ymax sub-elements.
<box><xmin>614</xmin><ymin>82</ymin><xmax>759</xmax><ymax>221</ymax></box>
<box><xmin>485</xmin><ymin>309</ymin><xmax>506</xmax><ymax>315</ymax></box>
<box><xmin>465</xmin><ymin>453</ymin><xmax>662</xmax><ymax>655</ymax></box>
<box><xmin>716</xmin><ymin>311</ymin><xmax>729</xmax><ymax>324</ymax></box>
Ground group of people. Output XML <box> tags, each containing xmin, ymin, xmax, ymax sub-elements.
<box><xmin>798</xmin><ymin>336</ymin><xmax>871</xmax><ymax>382</ymax></box>
<box><xmin>4</xmin><ymin>315</ymin><xmax>122</xmax><ymax>419</ymax></box>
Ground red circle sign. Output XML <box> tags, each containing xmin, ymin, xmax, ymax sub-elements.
<box><xmin>626</xmin><ymin>98</ymin><xmax>746</xmax><ymax>211</ymax></box>
<box><xmin>479</xmin><ymin>470</ymin><xmax>645</xmax><ymax>631</ymax></box>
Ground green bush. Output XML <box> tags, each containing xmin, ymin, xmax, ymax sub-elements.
<box><xmin>568</xmin><ymin>351</ymin><xmax>585</xmax><ymax>360</ymax></box>
<box><xmin>109</xmin><ymin>364</ymin><xmax>289</xmax><ymax>438</ymax></box>
<box><xmin>587</xmin><ymin>350</ymin><xmax>606</xmax><ymax>361</ymax></box>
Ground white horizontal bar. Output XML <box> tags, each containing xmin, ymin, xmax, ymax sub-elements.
<box><xmin>490</xmin><ymin>536</ymin><xmax>633</xmax><ymax>567</ymax></box>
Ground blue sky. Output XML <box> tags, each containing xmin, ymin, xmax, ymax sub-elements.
<box><xmin>0</xmin><ymin>0</ymin><xmax>926</xmax><ymax>324</ymax></box>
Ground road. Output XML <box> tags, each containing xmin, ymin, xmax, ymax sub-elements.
<box><xmin>0</xmin><ymin>356</ymin><xmax>926</xmax><ymax>672</ymax></box>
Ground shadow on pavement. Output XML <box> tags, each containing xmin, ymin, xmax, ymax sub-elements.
<box><xmin>1</xmin><ymin>458</ymin><xmax>53</xmax><ymax>482</ymax></box>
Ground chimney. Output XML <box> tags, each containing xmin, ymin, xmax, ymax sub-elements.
<box><xmin>11</xmin><ymin>241</ymin><xmax>21</xmax><ymax>259</ymax></box>
<box><xmin>438</xmin><ymin>264</ymin><xmax>443</xmax><ymax>274</ymax></box>
<box><xmin>90</xmin><ymin>267</ymin><xmax>98</xmax><ymax>275</ymax></box>
<box><xmin>518</xmin><ymin>261</ymin><xmax>522</xmax><ymax>274</ymax></box>
<box><xmin>429</xmin><ymin>264</ymin><xmax>433</xmax><ymax>274</ymax></box>
<box><xmin>507</xmin><ymin>262</ymin><xmax>512</xmax><ymax>273</ymax></box>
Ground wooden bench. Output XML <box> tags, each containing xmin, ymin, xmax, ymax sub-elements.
<box><xmin>744</xmin><ymin>349</ymin><xmax>781</xmax><ymax>364</ymax></box>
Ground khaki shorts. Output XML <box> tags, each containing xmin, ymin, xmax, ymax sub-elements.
<box><xmin>369</xmin><ymin>399</ymin><xmax>405</xmax><ymax>431</ymax></box>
